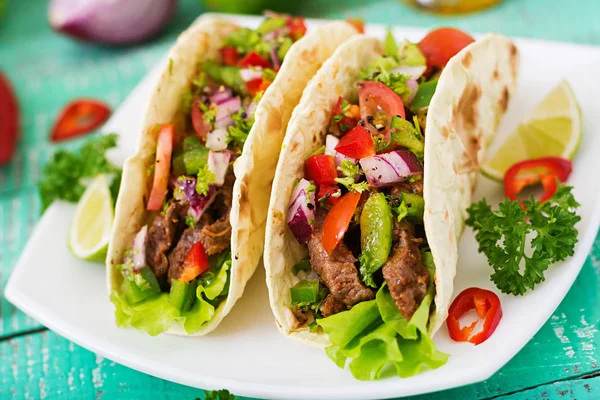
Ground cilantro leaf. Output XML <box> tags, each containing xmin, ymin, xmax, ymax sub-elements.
<box><xmin>39</xmin><ymin>134</ymin><xmax>121</xmax><ymax>212</ymax></box>
<box><xmin>227</xmin><ymin>108</ymin><xmax>254</xmax><ymax>149</ymax></box>
<box><xmin>335</xmin><ymin>159</ymin><xmax>370</xmax><ymax>193</ymax></box>
<box><xmin>466</xmin><ymin>184</ymin><xmax>581</xmax><ymax>295</ymax></box>
<box><xmin>196</xmin><ymin>165</ymin><xmax>215</xmax><ymax>196</ymax></box>
<box><xmin>383</xmin><ymin>29</ymin><xmax>399</xmax><ymax>57</ymax></box>
<box><xmin>200</xmin><ymin>389</ymin><xmax>239</xmax><ymax>400</ymax></box>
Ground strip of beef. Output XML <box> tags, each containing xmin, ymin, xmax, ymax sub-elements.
<box><xmin>391</xmin><ymin>179</ymin><xmax>423</xmax><ymax>197</ymax></box>
<box><xmin>308</xmin><ymin>209</ymin><xmax>374</xmax><ymax>313</ymax></box>
<box><xmin>382</xmin><ymin>220</ymin><xmax>429</xmax><ymax>320</ymax></box>
<box><xmin>168</xmin><ymin>227</ymin><xmax>202</xmax><ymax>282</ymax></box>
<box><xmin>145</xmin><ymin>201</ymin><xmax>188</xmax><ymax>278</ymax></box>
<box><xmin>200</xmin><ymin>172</ymin><xmax>234</xmax><ymax>255</ymax></box>
<box><xmin>319</xmin><ymin>294</ymin><xmax>347</xmax><ymax>318</ymax></box>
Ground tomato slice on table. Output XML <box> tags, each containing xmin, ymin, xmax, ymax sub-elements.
<box><xmin>50</xmin><ymin>99</ymin><xmax>111</xmax><ymax>142</ymax></box>
<box><xmin>147</xmin><ymin>124</ymin><xmax>175</xmax><ymax>211</ymax></box>
<box><xmin>358</xmin><ymin>81</ymin><xmax>405</xmax><ymax>138</ymax></box>
<box><xmin>503</xmin><ymin>157</ymin><xmax>572</xmax><ymax>204</ymax></box>
<box><xmin>287</xmin><ymin>17</ymin><xmax>307</xmax><ymax>40</ymax></box>
<box><xmin>335</xmin><ymin>125</ymin><xmax>376</xmax><ymax>159</ymax></box>
<box><xmin>220</xmin><ymin>46</ymin><xmax>239</xmax><ymax>66</ymax></box>
<box><xmin>0</xmin><ymin>71</ymin><xmax>20</xmax><ymax>166</ymax></box>
<box><xmin>179</xmin><ymin>241</ymin><xmax>211</xmax><ymax>282</ymax></box>
<box><xmin>191</xmin><ymin>99</ymin><xmax>211</xmax><ymax>140</ymax></box>
<box><xmin>418</xmin><ymin>27</ymin><xmax>475</xmax><ymax>71</ymax></box>
<box><xmin>446</xmin><ymin>287</ymin><xmax>503</xmax><ymax>345</ymax></box>
<box><xmin>305</xmin><ymin>154</ymin><xmax>337</xmax><ymax>187</ymax></box>
<box><xmin>237</xmin><ymin>51</ymin><xmax>271</xmax><ymax>68</ymax></box>
<box><xmin>322</xmin><ymin>191</ymin><xmax>361</xmax><ymax>254</ymax></box>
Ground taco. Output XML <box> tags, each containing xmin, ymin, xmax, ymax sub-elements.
<box><xmin>264</xmin><ymin>28</ymin><xmax>519</xmax><ymax>379</ymax></box>
<box><xmin>106</xmin><ymin>14</ymin><xmax>360</xmax><ymax>336</ymax></box>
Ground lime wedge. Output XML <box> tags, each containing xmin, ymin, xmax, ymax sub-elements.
<box><xmin>69</xmin><ymin>175</ymin><xmax>114</xmax><ymax>262</ymax></box>
<box><xmin>481</xmin><ymin>80</ymin><xmax>582</xmax><ymax>181</ymax></box>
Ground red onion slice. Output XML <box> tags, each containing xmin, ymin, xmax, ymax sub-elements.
<box><xmin>209</xmin><ymin>88</ymin><xmax>233</xmax><ymax>105</ymax></box>
<box><xmin>206</xmin><ymin>127</ymin><xmax>228</xmax><ymax>151</ymax></box>
<box><xmin>208</xmin><ymin>151</ymin><xmax>232</xmax><ymax>186</ymax></box>
<box><xmin>49</xmin><ymin>0</ymin><xmax>177</xmax><ymax>45</ymax></box>
<box><xmin>287</xmin><ymin>178</ymin><xmax>315</xmax><ymax>244</ymax></box>
<box><xmin>360</xmin><ymin>151</ymin><xmax>423</xmax><ymax>187</ymax></box>
<box><xmin>132</xmin><ymin>225</ymin><xmax>147</xmax><ymax>270</ymax></box>
<box><xmin>240</xmin><ymin>68</ymin><xmax>264</xmax><ymax>82</ymax></box>
<box><xmin>270</xmin><ymin>48</ymin><xmax>281</xmax><ymax>70</ymax></box>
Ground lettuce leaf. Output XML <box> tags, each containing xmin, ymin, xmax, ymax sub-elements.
<box><xmin>111</xmin><ymin>253</ymin><xmax>231</xmax><ymax>336</ymax></box>
<box><xmin>317</xmin><ymin>282</ymin><xmax>448</xmax><ymax>381</ymax></box>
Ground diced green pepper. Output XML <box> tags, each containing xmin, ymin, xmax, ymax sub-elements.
<box><xmin>292</xmin><ymin>259</ymin><xmax>311</xmax><ymax>276</ymax></box>
<box><xmin>172</xmin><ymin>151</ymin><xmax>186</xmax><ymax>176</ymax></box>
<box><xmin>121</xmin><ymin>266</ymin><xmax>161</xmax><ymax>305</ymax></box>
<box><xmin>169</xmin><ymin>279</ymin><xmax>198</xmax><ymax>312</ymax></box>
<box><xmin>257</xmin><ymin>17</ymin><xmax>287</xmax><ymax>35</ymax></box>
<box><xmin>390</xmin><ymin>116</ymin><xmax>425</xmax><ymax>157</ymax></box>
<box><xmin>410</xmin><ymin>79</ymin><xmax>438</xmax><ymax>111</ymax></box>
<box><xmin>402</xmin><ymin>192</ymin><xmax>425</xmax><ymax>220</ymax></box>
<box><xmin>290</xmin><ymin>279</ymin><xmax>320</xmax><ymax>305</ymax></box>
<box><xmin>202</xmin><ymin>60</ymin><xmax>245</xmax><ymax>94</ymax></box>
<box><xmin>277</xmin><ymin>37</ymin><xmax>293</xmax><ymax>61</ymax></box>
<box><xmin>182</xmin><ymin>136</ymin><xmax>208</xmax><ymax>175</ymax></box>
<box><xmin>359</xmin><ymin>193</ymin><xmax>394</xmax><ymax>288</ymax></box>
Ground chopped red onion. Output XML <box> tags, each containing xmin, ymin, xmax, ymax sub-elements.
<box><xmin>208</xmin><ymin>151</ymin><xmax>232</xmax><ymax>186</ymax></box>
<box><xmin>240</xmin><ymin>68</ymin><xmax>264</xmax><ymax>82</ymax></box>
<box><xmin>287</xmin><ymin>179</ymin><xmax>315</xmax><ymax>244</ymax></box>
<box><xmin>132</xmin><ymin>225</ymin><xmax>147</xmax><ymax>270</ymax></box>
<box><xmin>175</xmin><ymin>177</ymin><xmax>217</xmax><ymax>223</ymax></box>
<box><xmin>269</xmin><ymin>48</ymin><xmax>281</xmax><ymax>70</ymax></box>
<box><xmin>406</xmin><ymin>78</ymin><xmax>418</xmax><ymax>105</ymax></box>
<box><xmin>360</xmin><ymin>151</ymin><xmax>423</xmax><ymax>187</ymax></box>
<box><xmin>206</xmin><ymin>127</ymin><xmax>228</xmax><ymax>151</ymax></box>
<box><xmin>245</xmin><ymin>100</ymin><xmax>257</xmax><ymax>120</ymax></box>
<box><xmin>49</xmin><ymin>0</ymin><xmax>177</xmax><ymax>45</ymax></box>
<box><xmin>216</xmin><ymin>97</ymin><xmax>241</xmax><ymax>121</ymax></box>
<box><xmin>209</xmin><ymin>87</ymin><xmax>233</xmax><ymax>105</ymax></box>
<box><xmin>390</xmin><ymin>65</ymin><xmax>427</xmax><ymax>80</ymax></box>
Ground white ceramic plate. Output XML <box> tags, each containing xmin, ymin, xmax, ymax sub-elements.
<box><xmin>6</xmin><ymin>14</ymin><xmax>600</xmax><ymax>400</ymax></box>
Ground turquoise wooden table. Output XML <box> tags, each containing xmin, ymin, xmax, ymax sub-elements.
<box><xmin>1</xmin><ymin>0</ymin><xmax>599</xmax><ymax>398</ymax></box>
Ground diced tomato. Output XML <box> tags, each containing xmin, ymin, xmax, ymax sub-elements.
<box><xmin>322</xmin><ymin>191</ymin><xmax>361</xmax><ymax>254</ymax></box>
<box><xmin>180</xmin><ymin>241</ymin><xmax>211</xmax><ymax>282</ymax></box>
<box><xmin>333</xmin><ymin>96</ymin><xmax>358</xmax><ymax>133</ymax></box>
<box><xmin>219</xmin><ymin>46</ymin><xmax>239</xmax><ymax>66</ymax></box>
<box><xmin>335</xmin><ymin>125</ymin><xmax>376</xmax><ymax>159</ymax></box>
<box><xmin>346</xmin><ymin>18</ymin><xmax>365</xmax><ymax>33</ymax></box>
<box><xmin>237</xmin><ymin>51</ymin><xmax>271</xmax><ymax>68</ymax></box>
<box><xmin>418</xmin><ymin>27</ymin><xmax>475</xmax><ymax>70</ymax></box>
<box><xmin>147</xmin><ymin>124</ymin><xmax>175</xmax><ymax>211</ymax></box>
<box><xmin>305</xmin><ymin>154</ymin><xmax>337</xmax><ymax>187</ymax></box>
<box><xmin>318</xmin><ymin>184</ymin><xmax>341</xmax><ymax>206</ymax></box>
<box><xmin>191</xmin><ymin>99</ymin><xmax>211</xmax><ymax>140</ymax></box>
<box><xmin>50</xmin><ymin>99</ymin><xmax>111</xmax><ymax>142</ymax></box>
<box><xmin>358</xmin><ymin>81</ymin><xmax>405</xmax><ymax>138</ymax></box>
<box><xmin>245</xmin><ymin>78</ymin><xmax>264</xmax><ymax>97</ymax></box>
<box><xmin>287</xmin><ymin>17</ymin><xmax>307</xmax><ymax>40</ymax></box>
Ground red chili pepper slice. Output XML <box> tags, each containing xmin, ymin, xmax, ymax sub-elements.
<box><xmin>220</xmin><ymin>46</ymin><xmax>239</xmax><ymax>66</ymax></box>
<box><xmin>237</xmin><ymin>51</ymin><xmax>271</xmax><ymax>68</ymax></box>
<box><xmin>179</xmin><ymin>241</ymin><xmax>211</xmax><ymax>282</ymax></box>
<box><xmin>503</xmin><ymin>157</ymin><xmax>572</xmax><ymax>204</ymax></box>
<box><xmin>447</xmin><ymin>287</ymin><xmax>503</xmax><ymax>345</ymax></box>
<box><xmin>335</xmin><ymin>125</ymin><xmax>376</xmax><ymax>159</ymax></box>
<box><xmin>305</xmin><ymin>154</ymin><xmax>337</xmax><ymax>187</ymax></box>
<box><xmin>50</xmin><ymin>99</ymin><xmax>111</xmax><ymax>142</ymax></box>
<box><xmin>287</xmin><ymin>17</ymin><xmax>307</xmax><ymax>40</ymax></box>
<box><xmin>0</xmin><ymin>71</ymin><xmax>20</xmax><ymax>166</ymax></box>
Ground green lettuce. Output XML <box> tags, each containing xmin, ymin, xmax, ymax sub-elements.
<box><xmin>111</xmin><ymin>253</ymin><xmax>231</xmax><ymax>336</ymax></box>
<box><xmin>317</xmin><ymin>278</ymin><xmax>448</xmax><ymax>380</ymax></box>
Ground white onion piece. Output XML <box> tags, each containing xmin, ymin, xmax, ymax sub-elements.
<box><xmin>325</xmin><ymin>135</ymin><xmax>339</xmax><ymax>156</ymax></box>
<box><xmin>406</xmin><ymin>78</ymin><xmax>418</xmax><ymax>105</ymax></box>
<box><xmin>132</xmin><ymin>225</ymin><xmax>147</xmax><ymax>271</ymax></box>
<box><xmin>49</xmin><ymin>0</ymin><xmax>177</xmax><ymax>45</ymax></box>
<box><xmin>210</xmin><ymin>88</ymin><xmax>233</xmax><ymax>105</ymax></box>
<box><xmin>360</xmin><ymin>151</ymin><xmax>423</xmax><ymax>187</ymax></box>
<box><xmin>287</xmin><ymin>178</ymin><xmax>315</xmax><ymax>244</ymax></box>
<box><xmin>208</xmin><ymin>151</ymin><xmax>232</xmax><ymax>186</ymax></box>
<box><xmin>240</xmin><ymin>68</ymin><xmax>264</xmax><ymax>82</ymax></box>
<box><xmin>216</xmin><ymin>97</ymin><xmax>241</xmax><ymax>122</ymax></box>
<box><xmin>206</xmin><ymin>128</ymin><xmax>228</xmax><ymax>151</ymax></box>
<box><xmin>390</xmin><ymin>65</ymin><xmax>427</xmax><ymax>80</ymax></box>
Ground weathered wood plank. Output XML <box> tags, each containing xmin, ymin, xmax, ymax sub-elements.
<box><xmin>496</xmin><ymin>374</ymin><xmax>599</xmax><ymax>399</ymax></box>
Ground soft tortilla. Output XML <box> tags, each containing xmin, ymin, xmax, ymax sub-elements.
<box><xmin>106</xmin><ymin>16</ymin><xmax>359</xmax><ymax>336</ymax></box>
<box><xmin>264</xmin><ymin>33</ymin><xmax>519</xmax><ymax>346</ymax></box>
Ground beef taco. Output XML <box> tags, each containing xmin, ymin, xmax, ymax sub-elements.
<box><xmin>107</xmin><ymin>15</ymin><xmax>360</xmax><ymax>336</ymax></box>
<box><xmin>264</xmin><ymin>28</ymin><xmax>519</xmax><ymax>379</ymax></box>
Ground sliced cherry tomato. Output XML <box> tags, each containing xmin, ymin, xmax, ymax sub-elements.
<box><xmin>147</xmin><ymin>124</ymin><xmax>175</xmax><ymax>211</ymax></box>
<box><xmin>346</xmin><ymin>18</ymin><xmax>365</xmax><ymax>33</ymax></box>
<box><xmin>287</xmin><ymin>17</ymin><xmax>307</xmax><ymax>40</ymax></box>
<box><xmin>447</xmin><ymin>287</ymin><xmax>502</xmax><ymax>345</ymax></box>
<box><xmin>191</xmin><ymin>99</ymin><xmax>211</xmax><ymax>140</ymax></box>
<box><xmin>318</xmin><ymin>184</ymin><xmax>341</xmax><ymax>206</ymax></box>
<box><xmin>322</xmin><ymin>191</ymin><xmax>361</xmax><ymax>254</ymax></box>
<box><xmin>305</xmin><ymin>154</ymin><xmax>337</xmax><ymax>187</ymax></box>
<box><xmin>0</xmin><ymin>71</ymin><xmax>19</xmax><ymax>166</ymax></box>
<box><xmin>50</xmin><ymin>99</ymin><xmax>111</xmax><ymax>142</ymax></box>
<box><xmin>335</xmin><ymin>125</ymin><xmax>376</xmax><ymax>159</ymax></box>
<box><xmin>358</xmin><ymin>81</ymin><xmax>405</xmax><ymax>138</ymax></box>
<box><xmin>333</xmin><ymin>96</ymin><xmax>357</xmax><ymax>133</ymax></box>
<box><xmin>418</xmin><ymin>27</ymin><xmax>475</xmax><ymax>70</ymax></box>
<box><xmin>179</xmin><ymin>240</ymin><xmax>210</xmax><ymax>282</ymax></box>
<box><xmin>245</xmin><ymin>78</ymin><xmax>264</xmax><ymax>97</ymax></box>
<box><xmin>237</xmin><ymin>51</ymin><xmax>271</xmax><ymax>68</ymax></box>
<box><xmin>219</xmin><ymin>46</ymin><xmax>239</xmax><ymax>66</ymax></box>
<box><xmin>503</xmin><ymin>157</ymin><xmax>572</xmax><ymax>205</ymax></box>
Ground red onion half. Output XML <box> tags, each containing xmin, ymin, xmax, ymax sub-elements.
<box><xmin>360</xmin><ymin>151</ymin><xmax>423</xmax><ymax>187</ymax></box>
<box><xmin>49</xmin><ymin>0</ymin><xmax>177</xmax><ymax>45</ymax></box>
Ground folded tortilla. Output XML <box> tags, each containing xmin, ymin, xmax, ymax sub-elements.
<box><xmin>106</xmin><ymin>16</ymin><xmax>360</xmax><ymax>336</ymax></box>
<box><xmin>264</xmin><ymin>33</ymin><xmax>519</xmax><ymax>346</ymax></box>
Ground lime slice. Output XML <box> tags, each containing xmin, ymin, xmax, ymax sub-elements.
<box><xmin>69</xmin><ymin>175</ymin><xmax>114</xmax><ymax>262</ymax></box>
<box><xmin>481</xmin><ymin>80</ymin><xmax>582</xmax><ymax>181</ymax></box>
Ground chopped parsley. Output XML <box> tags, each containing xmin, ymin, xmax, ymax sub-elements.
<box><xmin>332</xmin><ymin>98</ymin><xmax>351</xmax><ymax>122</ymax></box>
<box><xmin>196</xmin><ymin>165</ymin><xmax>215</xmax><ymax>196</ymax></box>
<box><xmin>335</xmin><ymin>159</ymin><xmax>370</xmax><ymax>193</ymax></box>
<box><xmin>227</xmin><ymin>108</ymin><xmax>254</xmax><ymax>149</ymax></box>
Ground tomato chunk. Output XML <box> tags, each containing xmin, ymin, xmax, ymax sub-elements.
<box><xmin>305</xmin><ymin>154</ymin><xmax>337</xmax><ymax>187</ymax></box>
<box><xmin>147</xmin><ymin>124</ymin><xmax>175</xmax><ymax>211</ymax></box>
<box><xmin>237</xmin><ymin>51</ymin><xmax>271</xmax><ymax>68</ymax></box>
<box><xmin>219</xmin><ymin>46</ymin><xmax>239</xmax><ymax>66</ymax></box>
<box><xmin>287</xmin><ymin>17</ymin><xmax>307</xmax><ymax>40</ymax></box>
<box><xmin>318</xmin><ymin>184</ymin><xmax>341</xmax><ymax>206</ymax></box>
<box><xmin>335</xmin><ymin>125</ymin><xmax>376</xmax><ymax>159</ymax></box>
<box><xmin>322</xmin><ymin>191</ymin><xmax>361</xmax><ymax>254</ymax></box>
<box><xmin>418</xmin><ymin>27</ymin><xmax>475</xmax><ymax>70</ymax></box>
<box><xmin>191</xmin><ymin>99</ymin><xmax>211</xmax><ymax>140</ymax></box>
<box><xmin>179</xmin><ymin>241</ymin><xmax>211</xmax><ymax>283</ymax></box>
<box><xmin>358</xmin><ymin>81</ymin><xmax>405</xmax><ymax>138</ymax></box>
<box><xmin>245</xmin><ymin>78</ymin><xmax>264</xmax><ymax>97</ymax></box>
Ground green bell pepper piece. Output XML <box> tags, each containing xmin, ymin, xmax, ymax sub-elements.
<box><xmin>410</xmin><ymin>79</ymin><xmax>438</xmax><ymax>111</ymax></box>
<box><xmin>182</xmin><ymin>136</ymin><xmax>209</xmax><ymax>175</ymax></box>
<box><xmin>169</xmin><ymin>279</ymin><xmax>198</xmax><ymax>312</ymax></box>
<box><xmin>121</xmin><ymin>266</ymin><xmax>161</xmax><ymax>305</ymax></box>
<box><xmin>402</xmin><ymin>192</ymin><xmax>425</xmax><ymax>220</ymax></box>
<box><xmin>256</xmin><ymin>17</ymin><xmax>287</xmax><ymax>35</ymax></box>
<box><xmin>290</xmin><ymin>279</ymin><xmax>320</xmax><ymax>305</ymax></box>
<box><xmin>390</xmin><ymin>116</ymin><xmax>424</xmax><ymax>157</ymax></box>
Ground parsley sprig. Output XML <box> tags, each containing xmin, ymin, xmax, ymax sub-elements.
<box><xmin>335</xmin><ymin>159</ymin><xmax>369</xmax><ymax>193</ymax></box>
<box><xmin>466</xmin><ymin>184</ymin><xmax>581</xmax><ymax>295</ymax></box>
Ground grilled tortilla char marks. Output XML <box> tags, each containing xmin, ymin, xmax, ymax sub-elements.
<box><xmin>382</xmin><ymin>220</ymin><xmax>429</xmax><ymax>320</ymax></box>
<box><xmin>200</xmin><ymin>172</ymin><xmax>234</xmax><ymax>255</ymax></box>
<box><xmin>145</xmin><ymin>201</ymin><xmax>188</xmax><ymax>278</ymax></box>
<box><xmin>168</xmin><ymin>227</ymin><xmax>202</xmax><ymax>281</ymax></box>
<box><xmin>308</xmin><ymin>209</ymin><xmax>374</xmax><ymax>312</ymax></box>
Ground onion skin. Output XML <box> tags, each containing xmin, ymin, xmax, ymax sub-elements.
<box><xmin>48</xmin><ymin>0</ymin><xmax>178</xmax><ymax>46</ymax></box>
